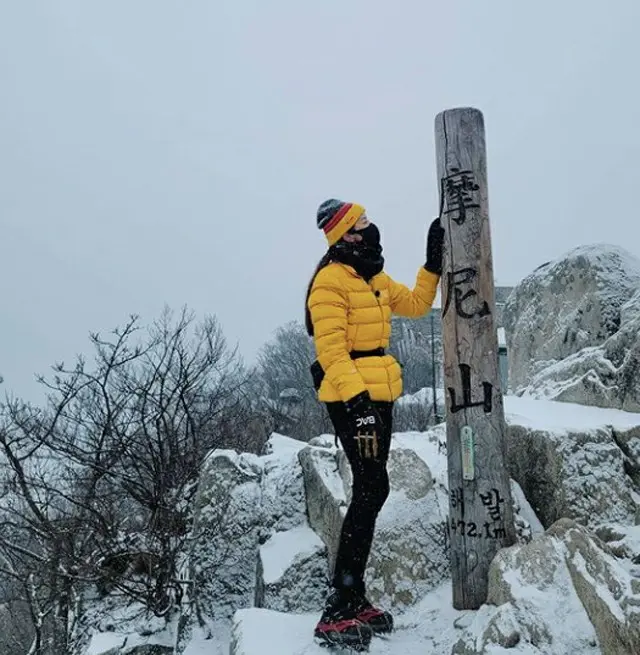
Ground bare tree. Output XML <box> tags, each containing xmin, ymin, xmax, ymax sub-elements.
<box><xmin>0</xmin><ymin>306</ymin><xmax>260</xmax><ymax>654</ymax></box>
<box><xmin>255</xmin><ymin>321</ymin><xmax>332</xmax><ymax>441</ymax></box>
<box><xmin>388</xmin><ymin>318</ymin><xmax>442</xmax><ymax>396</ymax></box>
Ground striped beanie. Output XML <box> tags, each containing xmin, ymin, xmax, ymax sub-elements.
<box><xmin>317</xmin><ymin>199</ymin><xmax>366</xmax><ymax>246</ymax></box>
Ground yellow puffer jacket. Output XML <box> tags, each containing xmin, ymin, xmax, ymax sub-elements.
<box><xmin>308</xmin><ymin>262</ymin><xmax>439</xmax><ymax>403</ymax></box>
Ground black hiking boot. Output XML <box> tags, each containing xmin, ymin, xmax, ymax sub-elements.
<box><xmin>352</xmin><ymin>594</ymin><xmax>394</xmax><ymax>635</ymax></box>
<box><xmin>314</xmin><ymin>589</ymin><xmax>373</xmax><ymax>651</ymax></box>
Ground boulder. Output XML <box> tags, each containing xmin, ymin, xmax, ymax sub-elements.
<box><xmin>503</xmin><ymin>244</ymin><xmax>640</xmax><ymax>411</ymax></box>
<box><xmin>260</xmin><ymin>434</ymin><xmax>308</xmax><ymax>534</ymax></box>
<box><xmin>503</xmin><ymin>399</ymin><xmax>640</xmax><ymax>529</ymax></box>
<box><xmin>506</xmin><ymin>424</ymin><xmax>638</xmax><ymax>529</ymax></box>
<box><xmin>453</xmin><ymin>520</ymin><xmax>600</xmax><ymax>654</ymax></box>
<box><xmin>549</xmin><ymin>519</ymin><xmax>640</xmax><ymax>655</ymax></box>
<box><xmin>297</xmin><ymin>445</ymin><xmax>348</xmax><ymax>572</ymax></box>
<box><xmin>188</xmin><ymin>450</ymin><xmax>263</xmax><ymax>620</ymax></box>
<box><xmin>453</xmin><ymin>518</ymin><xmax>640</xmax><ymax>655</ymax></box>
<box><xmin>255</xmin><ymin>524</ymin><xmax>327</xmax><ymax>612</ymax></box>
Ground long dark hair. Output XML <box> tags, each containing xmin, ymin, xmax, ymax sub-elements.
<box><xmin>305</xmin><ymin>251</ymin><xmax>333</xmax><ymax>336</ymax></box>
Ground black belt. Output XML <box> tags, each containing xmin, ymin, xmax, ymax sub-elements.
<box><xmin>350</xmin><ymin>348</ymin><xmax>385</xmax><ymax>359</ymax></box>
<box><xmin>310</xmin><ymin>348</ymin><xmax>385</xmax><ymax>391</ymax></box>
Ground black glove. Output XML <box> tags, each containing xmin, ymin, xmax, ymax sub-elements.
<box><xmin>344</xmin><ymin>392</ymin><xmax>382</xmax><ymax>459</ymax></box>
<box><xmin>424</xmin><ymin>217</ymin><xmax>444</xmax><ymax>276</ymax></box>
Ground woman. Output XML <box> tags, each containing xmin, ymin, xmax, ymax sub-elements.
<box><xmin>306</xmin><ymin>198</ymin><xmax>443</xmax><ymax>650</ymax></box>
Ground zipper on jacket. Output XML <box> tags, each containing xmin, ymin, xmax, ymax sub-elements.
<box><xmin>372</xmin><ymin>287</ymin><xmax>385</xmax><ymax>345</ymax></box>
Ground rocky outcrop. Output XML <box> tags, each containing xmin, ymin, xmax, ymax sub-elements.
<box><xmin>86</xmin><ymin>395</ymin><xmax>640</xmax><ymax>655</ymax></box>
<box><xmin>255</xmin><ymin>525</ymin><xmax>327</xmax><ymax>612</ymax></box>
<box><xmin>453</xmin><ymin>518</ymin><xmax>640</xmax><ymax>655</ymax></box>
<box><xmin>505</xmin><ymin>423</ymin><xmax>638</xmax><ymax>529</ymax></box>
<box><xmin>297</xmin><ymin>445</ymin><xmax>347</xmax><ymax>573</ymax></box>
<box><xmin>176</xmin><ymin>435</ymin><xmax>320</xmax><ymax>652</ymax></box>
<box><xmin>188</xmin><ymin>449</ymin><xmax>263</xmax><ymax>621</ymax></box>
<box><xmin>503</xmin><ymin>244</ymin><xmax>640</xmax><ymax>411</ymax></box>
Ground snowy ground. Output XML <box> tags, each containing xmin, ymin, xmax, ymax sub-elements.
<box><xmin>225</xmin><ymin>582</ymin><xmax>464</xmax><ymax>655</ymax></box>
<box><xmin>503</xmin><ymin>394</ymin><xmax>640</xmax><ymax>432</ymax></box>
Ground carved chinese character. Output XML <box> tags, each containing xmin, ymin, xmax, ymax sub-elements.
<box><xmin>441</xmin><ymin>167</ymin><xmax>480</xmax><ymax>225</ymax></box>
<box><xmin>442</xmin><ymin>268</ymin><xmax>491</xmax><ymax>319</ymax></box>
<box><xmin>448</xmin><ymin>363</ymin><xmax>493</xmax><ymax>414</ymax></box>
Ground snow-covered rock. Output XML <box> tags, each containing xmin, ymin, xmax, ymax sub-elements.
<box><xmin>176</xmin><ymin>434</ymin><xmax>328</xmax><ymax>653</ymax></box>
<box><xmin>261</xmin><ymin>434</ymin><xmax>308</xmax><ymax>534</ymax></box>
<box><xmin>87</xmin><ymin>636</ymin><xmax>173</xmax><ymax>655</ymax></box>
<box><xmin>503</xmin><ymin>244</ymin><xmax>640</xmax><ymax>411</ymax></box>
<box><xmin>186</xmin><ymin>434</ymin><xmax>311</xmax><ymax>624</ymax></box>
<box><xmin>79</xmin><ymin>581</ymin><xmax>179</xmax><ymax>655</ymax></box>
<box><xmin>552</xmin><ymin>519</ymin><xmax>640</xmax><ymax>655</ymax></box>
<box><xmin>386</xmin><ymin>447</ymin><xmax>435</xmax><ymax>499</ymax></box>
<box><xmin>453</xmin><ymin>520</ymin><xmax>600</xmax><ymax>654</ymax></box>
<box><xmin>454</xmin><ymin>518</ymin><xmax>640</xmax><ymax>655</ymax></box>
<box><xmin>255</xmin><ymin>525</ymin><xmax>327</xmax><ymax>612</ymax></box>
<box><xmin>85</xmin><ymin>618</ymin><xmax>175</xmax><ymax>655</ymax></box>
<box><xmin>593</xmin><ymin>523</ymin><xmax>640</xmax><ymax>586</ymax></box>
<box><xmin>297</xmin><ymin>444</ymin><xmax>348</xmax><ymax>572</ymax></box>
<box><xmin>177</xmin><ymin>395</ymin><xmax>640</xmax><ymax>654</ymax></box>
<box><xmin>507</xmin><ymin>423</ymin><xmax>637</xmax><ymax>528</ymax></box>
<box><xmin>504</xmin><ymin>396</ymin><xmax>640</xmax><ymax>529</ymax></box>
<box><xmin>188</xmin><ymin>450</ymin><xmax>263</xmax><ymax>621</ymax></box>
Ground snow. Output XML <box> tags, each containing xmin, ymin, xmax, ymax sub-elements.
<box><xmin>260</xmin><ymin>525</ymin><xmax>325</xmax><ymax>585</ymax></box>
<box><xmin>392</xmin><ymin>426</ymin><xmax>448</xmax><ymax>509</ymax></box>
<box><xmin>181</xmin><ymin>622</ymin><xmax>231</xmax><ymax>655</ymax></box>
<box><xmin>503</xmin><ymin>394</ymin><xmax>640</xmax><ymax>432</ymax></box>
<box><xmin>396</xmin><ymin>386</ymin><xmax>446</xmax><ymax>406</ymax></box>
<box><xmin>527</xmin><ymin>244</ymin><xmax>640</xmax><ymax>288</ymax></box>
<box><xmin>571</xmin><ymin>551</ymin><xmax>626</xmax><ymax>622</ymax></box>
<box><xmin>86</xmin><ymin>632</ymin><xmax>125</xmax><ymax>655</ymax></box>
<box><xmin>264</xmin><ymin>432</ymin><xmax>308</xmax><ymax>457</ymax></box>
<box><xmin>85</xmin><ymin>626</ymin><xmax>175</xmax><ymax>655</ymax></box>
<box><xmin>230</xmin><ymin>582</ymin><xmax>464</xmax><ymax>655</ymax></box>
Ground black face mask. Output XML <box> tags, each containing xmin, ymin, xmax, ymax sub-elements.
<box><xmin>353</xmin><ymin>222</ymin><xmax>381</xmax><ymax>248</ymax></box>
<box><xmin>330</xmin><ymin>222</ymin><xmax>384</xmax><ymax>281</ymax></box>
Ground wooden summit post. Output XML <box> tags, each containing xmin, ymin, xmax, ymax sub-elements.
<box><xmin>434</xmin><ymin>107</ymin><xmax>516</xmax><ymax>610</ymax></box>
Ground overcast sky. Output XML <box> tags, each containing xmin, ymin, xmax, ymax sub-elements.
<box><xmin>2</xmin><ymin>1</ymin><xmax>640</xmax><ymax>402</ymax></box>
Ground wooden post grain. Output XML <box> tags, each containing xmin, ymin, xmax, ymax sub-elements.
<box><xmin>434</xmin><ymin>107</ymin><xmax>516</xmax><ymax>610</ymax></box>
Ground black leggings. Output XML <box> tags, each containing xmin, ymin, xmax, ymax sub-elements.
<box><xmin>325</xmin><ymin>400</ymin><xmax>393</xmax><ymax>596</ymax></box>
